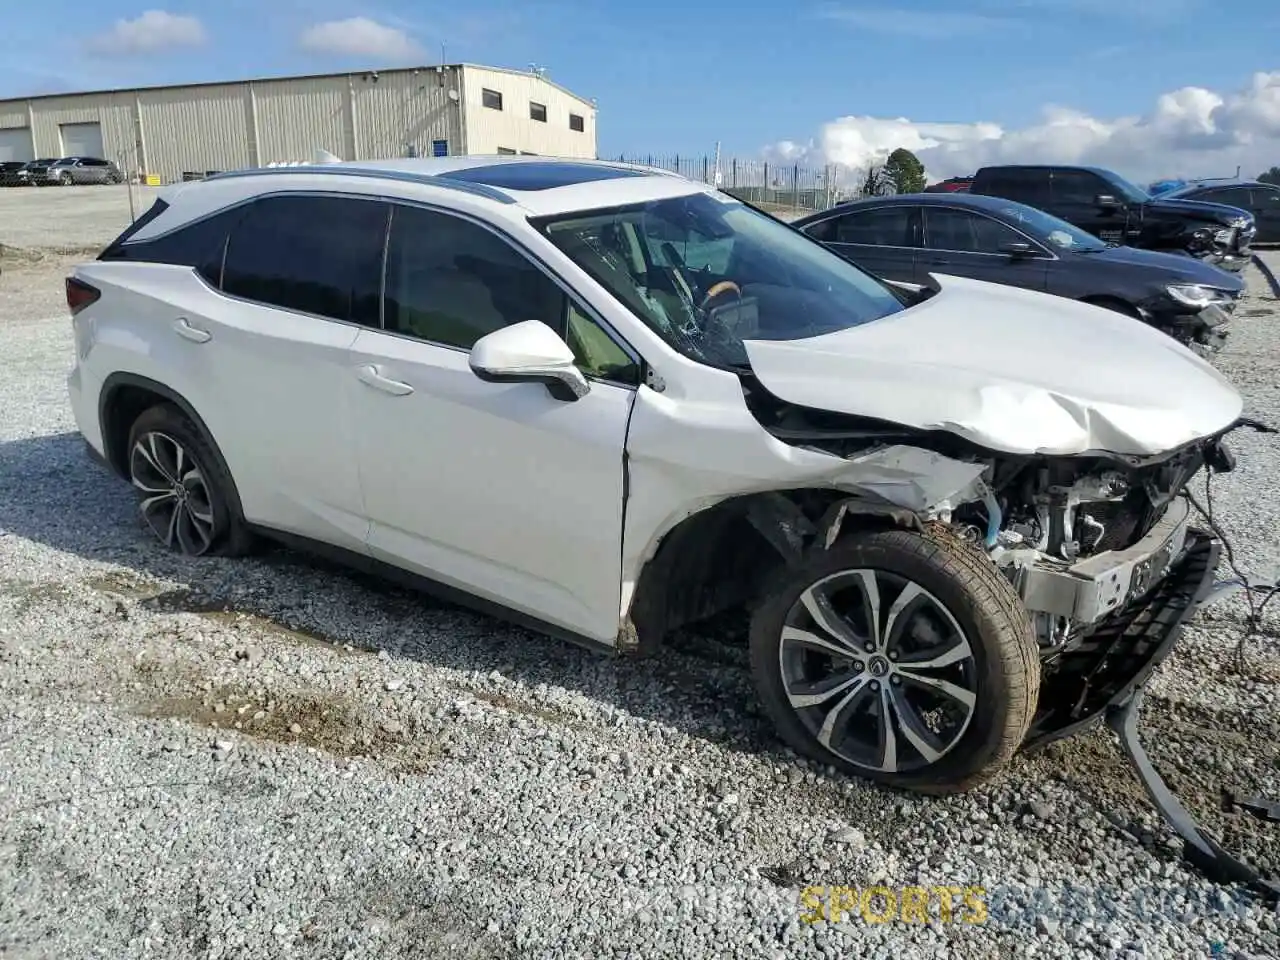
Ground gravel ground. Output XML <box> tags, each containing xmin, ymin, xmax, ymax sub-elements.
<box><xmin>2</xmin><ymin>191</ymin><xmax>1280</xmax><ymax>958</ymax></box>
<box><xmin>0</xmin><ymin>184</ymin><xmax>161</xmax><ymax>259</ymax></box>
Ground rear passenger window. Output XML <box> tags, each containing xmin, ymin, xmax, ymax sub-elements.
<box><xmin>383</xmin><ymin>204</ymin><xmax>565</xmax><ymax>349</ymax></box>
<box><xmin>825</xmin><ymin>207</ymin><xmax>914</xmax><ymax>246</ymax></box>
<box><xmin>99</xmin><ymin>203</ymin><xmax>246</xmax><ymax>286</ymax></box>
<box><xmin>222</xmin><ymin>194</ymin><xmax>387</xmax><ymax>326</ymax></box>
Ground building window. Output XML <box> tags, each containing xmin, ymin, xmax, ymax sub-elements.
<box><xmin>569</xmin><ymin>113</ymin><xmax>585</xmax><ymax>132</ymax></box>
<box><xmin>529</xmin><ymin>101</ymin><xmax>547</xmax><ymax>122</ymax></box>
<box><xmin>482</xmin><ymin>88</ymin><xmax>503</xmax><ymax>110</ymax></box>
<box><xmin>431</xmin><ymin>139</ymin><xmax>448</xmax><ymax>157</ymax></box>
<box><xmin>496</xmin><ymin>147</ymin><xmax>517</xmax><ymax>155</ymax></box>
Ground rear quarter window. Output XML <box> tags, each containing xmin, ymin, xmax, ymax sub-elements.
<box><xmin>99</xmin><ymin>203</ymin><xmax>248</xmax><ymax>287</ymax></box>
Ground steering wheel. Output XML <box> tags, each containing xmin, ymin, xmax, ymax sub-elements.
<box><xmin>699</xmin><ymin>280</ymin><xmax>741</xmax><ymax>311</ymax></box>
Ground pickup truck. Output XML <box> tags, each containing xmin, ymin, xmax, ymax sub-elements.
<box><xmin>968</xmin><ymin>164</ymin><xmax>1255</xmax><ymax>272</ymax></box>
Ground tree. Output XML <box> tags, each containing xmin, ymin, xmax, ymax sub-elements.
<box><xmin>884</xmin><ymin>147</ymin><xmax>927</xmax><ymax>194</ymax></box>
<box><xmin>860</xmin><ymin>164</ymin><xmax>895</xmax><ymax>197</ymax></box>
<box><xmin>1259</xmin><ymin>166</ymin><xmax>1280</xmax><ymax>186</ymax></box>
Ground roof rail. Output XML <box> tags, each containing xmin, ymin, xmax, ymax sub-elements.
<box><xmin>202</xmin><ymin>164</ymin><xmax>516</xmax><ymax>204</ymax></box>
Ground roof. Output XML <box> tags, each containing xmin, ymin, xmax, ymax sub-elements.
<box><xmin>793</xmin><ymin>190</ymin><xmax>1047</xmax><ymax>223</ymax></box>
<box><xmin>0</xmin><ymin>62</ymin><xmax>595</xmax><ymax>110</ymax></box>
<box><xmin>198</xmin><ymin>155</ymin><xmax>707</xmax><ymax>217</ymax></box>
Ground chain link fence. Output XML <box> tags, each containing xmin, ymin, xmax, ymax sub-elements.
<box><xmin>610</xmin><ymin>153</ymin><xmax>869</xmax><ymax>220</ymax></box>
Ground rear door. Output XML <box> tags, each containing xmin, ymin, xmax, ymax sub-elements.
<box><xmin>918</xmin><ymin>206</ymin><xmax>1051</xmax><ymax>290</ymax></box>
<box><xmin>800</xmin><ymin>205</ymin><xmax>920</xmax><ymax>282</ymax></box>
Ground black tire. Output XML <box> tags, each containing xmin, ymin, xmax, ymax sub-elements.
<box><xmin>126</xmin><ymin>402</ymin><xmax>255</xmax><ymax>557</ymax></box>
<box><xmin>748</xmin><ymin>526</ymin><xmax>1039</xmax><ymax>794</ymax></box>
<box><xmin>58</xmin><ymin>172</ymin><xmax>72</xmax><ymax>186</ymax></box>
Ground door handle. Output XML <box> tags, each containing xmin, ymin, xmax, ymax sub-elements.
<box><xmin>172</xmin><ymin>317</ymin><xmax>211</xmax><ymax>343</ymax></box>
<box><xmin>355</xmin><ymin>364</ymin><xmax>414</xmax><ymax>396</ymax></box>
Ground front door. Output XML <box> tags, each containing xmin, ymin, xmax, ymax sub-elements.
<box><xmin>348</xmin><ymin>203</ymin><xmax>637</xmax><ymax>643</ymax></box>
<box><xmin>917</xmin><ymin>206</ymin><xmax>1051</xmax><ymax>290</ymax></box>
<box><xmin>1050</xmin><ymin>169</ymin><xmax>1131</xmax><ymax>244</ymax></box>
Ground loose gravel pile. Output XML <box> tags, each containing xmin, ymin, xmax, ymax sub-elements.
<box><xmin>2</xmin><ymin>213</ymin><xmax>1279</xmax><ymax>957</ymax></box>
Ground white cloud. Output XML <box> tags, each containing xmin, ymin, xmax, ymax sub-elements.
<box><xmin>299</xmin><ymin>18</ymin><xmax>424</xmax><ymax>62</ymax></box>
<box><xmin>765</xmin><ymin>71</ymin><xmax>1280</xmax><ymax>185</ymax></box>
<box><xmin>84</xmin><ymin>10</ymin><xmax>207</xmax><ymax>56</ymax></box>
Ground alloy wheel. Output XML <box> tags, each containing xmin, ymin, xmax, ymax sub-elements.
<box><xmin>777</xmin><ymin>568</ymin><xmax>979</xmax><ymax>774</ymax></box>
<box><xmin>129</xmin><ymin>431</ymin><xmax>217</xmax><ymax>556</ymax></box>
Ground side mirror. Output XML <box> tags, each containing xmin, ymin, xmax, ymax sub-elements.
<box><xmin>469</xmin><ymin>320</ymin><xmax>590</xmax><ymax>402</ymax></box>
<box><xmin>1000</xmin><ymin>241</ymin><xmax>1035</xmax><ymax>258</ymax></box>
<box><xmin>1095</xmin><ymin>194</ymin><xmax>1121</xmax><ymax>210</ymax></box>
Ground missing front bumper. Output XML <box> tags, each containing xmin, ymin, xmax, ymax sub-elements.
<box><xmin>1016</xmin><ymin>498</ymin><xmax>1194</xmax><ymax>626</ymax></box>
<box><xmin>1020</xmin><ymin>531</ymin><xmax>1280</xmax><ymax>900</ymax></box>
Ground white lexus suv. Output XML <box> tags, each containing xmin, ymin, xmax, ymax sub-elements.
<box><xmin>66</xmin><ymin>155</ymin><xmax>1251</xmax><ymax>794</ymax></box>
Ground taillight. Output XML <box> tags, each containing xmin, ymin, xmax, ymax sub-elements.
<box><xmin>66</xmin><ymin>277</ymin><xmax>100</xmax><ymax>316</ymax></box>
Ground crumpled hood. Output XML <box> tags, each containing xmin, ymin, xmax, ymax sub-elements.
<box><xmin>742</xmin><ymin>273</ymin><xmax>1243</xmax><ymax>457</ymax></box>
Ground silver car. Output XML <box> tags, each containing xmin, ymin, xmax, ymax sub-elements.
<box><xmin>22</xmin><ymin>156</ymin><xmax>124</xmax><ymax>186</ymax></box>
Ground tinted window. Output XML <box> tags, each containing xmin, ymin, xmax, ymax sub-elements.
<box><xmin>569</xmin><ymin>114</ymin><xmax>585</xmax><ymax>132</ymax></box>
<box><xmin>924</xmin><ymin>208</ymin><xmax>1025</xmax><ymax>253</ymax></box>
<box><xmin>1253</xmin><ymin>186</ymin><xmax>1280</xmax><ymax>206</ymax></box>
<box><xmin>824</xmin><ymin>207</ymin><xmax>914</xmax><ymax>246</ymax></box>
<box><xmin>482</xmin><ymin>88</ymin><xmax>503</xmax><ymax>110</ymax></box>
<box><xmin>530</xmin><ymin>101</ymin><xmax>547</xmax><ymax>122</ymax></box>
<box><xmin>978</xmin><ymin>169</ymin><xmax>1050</xmax><ymax>205</ymax></box>
<box><xmin>100</xmin><ymin>203</ymin><xmax>245</xmax><ymax>284</ymax></box>
<box><xmin>384</xmin><ymin>205</ymin><xmax>564</xmax><ymax>350</ymax></box>
<box><xmin>221</xmin><ymin>195</ymin><xmax>387</xmax><ymax>325</ymax></box>
<box><xmin>1052</xmin><ymin>170</ymin><xmax>1107</xmax><ymax>205</ymax></box>
<box><xmin>1198</xmin><ymin>186</ymin><xmax>1253</xmax><ymax>209</ymax></box>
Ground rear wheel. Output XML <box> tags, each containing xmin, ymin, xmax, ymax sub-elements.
<box><xmin>126</xmin><ymin>403</ymin><xmax>254</xmax><ymax>557</ymax></box>
<box><xmin>749</xmin><ymin>527</ymin><xmax>1039</xmax><ymax>793</ymax></box>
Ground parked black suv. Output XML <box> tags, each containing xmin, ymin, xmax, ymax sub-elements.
<box><xmin>969</xmin><ymin>164</ymin><xmax>1256</xmax><ymax>272</ymax></box>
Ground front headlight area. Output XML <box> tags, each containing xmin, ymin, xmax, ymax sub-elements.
<box><xmin>1165</xmin><ymin>283</ymin><xmax>1237</xmax><ymax>309</ymax></box>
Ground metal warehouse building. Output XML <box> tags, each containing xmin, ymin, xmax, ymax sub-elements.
<box><xmin>0</xmin><ymin>63</ymin><xmax>598</xmax><ymax>182</ymax></box>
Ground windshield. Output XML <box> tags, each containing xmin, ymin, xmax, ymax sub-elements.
<box><xmin>534</xmin><ymin>192</ymin><xmax>908</xmax><ymax>369</ymax></box>
<box><xmin>987</xmin><ymin>199</ymin><xmax>1109</xmax><ymax>252</ymax></box>
<box><xmin>1106</xmin><ymin>171</ymin><xmax>1151</xmax><ymax>204</ymax></box>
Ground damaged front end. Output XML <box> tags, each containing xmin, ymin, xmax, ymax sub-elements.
<box><xmin>758</xmin><ymin>399</ymin><xmax>1279</xmax><ymax>895</ymax></box>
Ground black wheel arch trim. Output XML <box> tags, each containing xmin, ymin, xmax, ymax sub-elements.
<box><xmin>97</xmin><ymin>372</ymin><xmax>248</xmax><ymax>522</ymax></box>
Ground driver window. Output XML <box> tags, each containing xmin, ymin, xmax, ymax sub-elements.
<box><xmin>564</xmin><ymin>303</ymin><xmax>640</xmax><ymax>384</ymax></box>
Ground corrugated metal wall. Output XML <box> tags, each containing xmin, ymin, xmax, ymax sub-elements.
<box><xmin>139</xmin><ymin>84</ymin><xmax>251</xmax><ymax>176</ymax></box>
<box><xmin>0</xmin><ymin>101</ymin><xmax>28</xmax><ymax>130</ymax></box>
<box><xmin>460</xmin><ymin>67</ymin><xmax>597</xmax><ymax>158</ymax></box>
<box><xmin>255</xmin><ymin>77</ymin><xmax>348</xmax><ymax>165</ymax></box>
<box><xmin>0</xmin><ymin>65</ymin><xmax>596</xmax><ymax>181</ymax></box>
<box><xmin>352</xmin><ymin>67</ymin><xmax>463</xmax><ymax>161</ymax></box>
<box><xmin>24</xmin><ymin>94</ymin><xmax>134</xmax><ymax>166</ymax></box>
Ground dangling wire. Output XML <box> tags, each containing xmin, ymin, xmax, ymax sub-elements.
<box><xmin>1185</xmin><ymin>468</ymin><xmax>1279</xmax><ymax>675</ymax></box>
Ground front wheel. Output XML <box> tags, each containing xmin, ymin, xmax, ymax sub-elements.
<box><xmin>58</xmin><ymin>172</ymin><xmax>72</xmax><ymax>186</ymax></box>
<box><xmin>749</xmin><ymin>527</ymin><xmax>1039</xmax><ymax>794</ymax></box>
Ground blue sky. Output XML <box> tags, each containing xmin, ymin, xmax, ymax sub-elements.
<box><xmin>3</xmin><ymin>1</ymin><xmax>1279</xmax><ymax>178</ymax></box>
